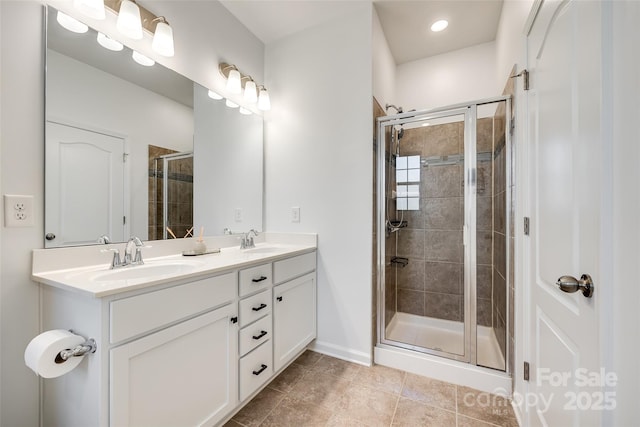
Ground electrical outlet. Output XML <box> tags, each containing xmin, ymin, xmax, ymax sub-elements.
<box><xmin>234</xmin><ymin>208</ymin><xmax>243</xmax><ymax>222</ymax></box>
<box><xmin>291</xmin><ymin>207</ymin><xmax>300</xmax><ymax>223</ymax></box>
<box><xmin>4</xmin><ymin>194</ymin><xmax>34</xmax><ymax>227</ymax></box>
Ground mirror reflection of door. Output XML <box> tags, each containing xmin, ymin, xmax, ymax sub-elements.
<box><xmin>45</xmin><ymin>121</ymin><xmax>127</xmax><ymax>248</ymax></box>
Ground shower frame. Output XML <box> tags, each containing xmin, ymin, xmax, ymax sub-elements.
<box><xmin>375</xmin><ymin>95</ymin><xmax>512</xmax><ymax>373</ymax></box>
<box><xmin>152</xmin><ymin>151</ymin><xmax>194</xmax><ymax>240</ymax></box>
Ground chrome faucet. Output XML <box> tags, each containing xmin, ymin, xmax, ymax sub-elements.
<box><xmin>109</xmin><ymin>236</ymin><xmax>144</xmax><ymax>269</ymax></box>
<box><xmin>240</xmin><ymin>229</ymin><xmax>259</xmax><ymax>249</ymax></box>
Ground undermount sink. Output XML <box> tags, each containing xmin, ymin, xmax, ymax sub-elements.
<box><xmin>89</xmin><ymin>260</ymin><xmax>202</xmax><ymax>282</ymax></box>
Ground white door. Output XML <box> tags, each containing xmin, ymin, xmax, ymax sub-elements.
<box><xmin>45</xmin><ymin>121</ymin><xmax>126</xmax><ymax>247</ymax></box>
<box><xmin>526</xmin><ymin>0</ymin><xmax>604</xmax><ymax>425</ymax></box>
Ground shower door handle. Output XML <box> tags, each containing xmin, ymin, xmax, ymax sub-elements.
<box><xmin>556</xmin><ymin>274</ymin><xmax>594</xmax><ymax>298</ymax></box>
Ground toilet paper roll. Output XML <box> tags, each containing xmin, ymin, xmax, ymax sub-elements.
<box><xmin>24</xmin><ymin>329</ymin><xmax>86</xmax><ymax>378</ymax></box>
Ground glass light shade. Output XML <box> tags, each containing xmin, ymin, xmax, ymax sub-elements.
<box><xmin>73</xmin><ymin>0</ymin><xmax>105</xmax><ymax>20</ymax></box>
<box><xmin>152</xmin><ymin>21</ymin><xmax>174</xmax><ymax>57</ymax></box>
<box><xmin>243</xmin><ymin>80</ymin><xmax>258</xmax><ymax>104</ymax></box>
<box><xmin>207</xmin><ymin>90</ymin><xmax>223</xmax><ymax>100</ymax></box>
<box><xmin>239</xmin><ymin>107</ymin><xmax>252</xmax><ymax>115</ymax></box>
<box><xmin>117</xmin><ymin>0</ymin><xmax>143</xmax><ymax>40</ymax></box>
<box><xmin>97</xmin><ymin>33</ymin><xmax>123</xmax><ymax>51</ymax></box>
<box><xmin>132</xmin><ymin>51</ymin><xmax>155</xmax><ymax>67</ymax></box>
<box><xmin>226</xmin><ymin>69</ymin><xmax>242</xmax><ymax>94</ymax></box>
<box><xmin>56</xmin><ymin>11</ymin><xmax>89</xmax><ymax>34</ymax></box>
<box><xmin>225</xmin><ymin>99</ymin><xmax>239</xmax><ymax>108</ymax></box>
<box><xmin>257</xmin><ymin>88</ymin><xmax>271</xmax><ymax>111</ymax></box>
<box><xmin>430</xmin><ymin>20</ymin><xmax>448</xmax><ymax>32</ymax></box>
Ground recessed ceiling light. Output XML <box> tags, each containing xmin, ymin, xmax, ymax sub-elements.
<box><xmin>430</xmin><ymin>20</ymin><xmax>449</xmax><ymax>32</ymax></box>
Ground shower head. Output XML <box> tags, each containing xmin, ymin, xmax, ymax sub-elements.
<box><xmin>385</xmin><ymin>104</ymin><xmax>403</xmax><ymax>114</ymax></box>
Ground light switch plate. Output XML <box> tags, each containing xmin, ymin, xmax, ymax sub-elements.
<box><xmin>4</xmin><ymin>194</ymin><xmax>34</xmax><ymax>227</ymax></box>
<box><xmin>234</xmin><ymin>208</ymin><xmax>243</xmax><ymax>222</ymax></box>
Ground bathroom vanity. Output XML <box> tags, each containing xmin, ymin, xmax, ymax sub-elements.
<box><xmin>31</xmin><ymin>233</ymin><xmax>317</xmax><ymax>427</ymax></box>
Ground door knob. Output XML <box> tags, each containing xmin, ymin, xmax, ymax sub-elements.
<box><xmin>556</xmin><ymin>274</ymin><xmax>594</xmax><ymax>298</ymax></box>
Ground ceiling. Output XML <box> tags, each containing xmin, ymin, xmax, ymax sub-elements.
<box><xmin>220</xmin><ymin>0</ymin><xmax>505</xmax><ymax>65</ymax></box>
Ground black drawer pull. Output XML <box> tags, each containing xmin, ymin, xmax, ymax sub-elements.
<box><xmin>252</xmin><ymin>330</ymin><xmax>268</xmax><ymax>340</ymax></box>
<box><xmin>252</xmin><ymin>276</ymin><xmax>267</xmax><ymax>283</ymax></box>
<box><xmin>253</xmin><ymin>364</ymin><xmax>268</xmax><ymax>375</ymax></box>
<box><xmin>252</xmin><ymin>303</ymin><xmax>267</xmax><ymax>312</ymax></box>
<box><xmin>276</xmin><ymin>296</ymin><xmax>283</xmax><ymax>302</ymax></box>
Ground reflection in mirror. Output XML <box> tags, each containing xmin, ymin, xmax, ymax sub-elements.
<box><xmin>44</xmin><ymin>6</ymin><xmax>263</xmax><ymax>248</ymax></box>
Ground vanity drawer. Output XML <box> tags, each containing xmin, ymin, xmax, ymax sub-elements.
<box><xmin>239</xmin><ymin>289</ymin><xmax>271</xmax><ymax>327</ymax></box>
<box><xmin>273</xmin><ymin>251</ymin><xmax>316</xmax><ymax>284</ymax></box>
<box><xmin>110</xmin><ymin>272</ymin><xmax>236</xmax><ymax>344</ymax></box>
<box><xmin>239</xmin><ymin>314</ymin><xmax>271</xmax><ymax>356</ymax></box>
<box><xmin>239</xmin><ymin>263</ymin><xmax>272</xmax><ymax>297</ymax></box>
<box><xmin>239</xmin><ymin>341</ymin><xmax>273</xmax><ymax>402</ymax></box>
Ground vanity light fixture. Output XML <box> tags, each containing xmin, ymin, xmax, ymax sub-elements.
<box><xmin>208</xmin><ymin>90</ymin><xmax>223</xmax><ymax>100</ymax></box>
<box><xmin>73</xmin><ymin>0</ymin><xmax>106</xmax><ymax>20</ymax></box>
<box><xmin>56</xmin><ymin>11</ymin><xmax>89</xmax><ymax>33</ymax></box>
<box><xmin>225</xmin><ymin>99</ymin><xmax>239</xmax><ymax>109</ymax></box>
<box><xmin>219</xmin><ymin>62</ymin><xmax>271</xmax><ymax>111</ymax></box>
<box><xmin>239</xmin><ymin>107</ymin><xmax>252</xmax><ymax>115</ymax></box>
<box><xmin>116</xmin><ymin>0</ymin><xmax>143</xmax><ymax>40</ymax></box>
<box><xmin>132</xmin><ymin>50</ymin><xmax>155</xmax><ymax>67</ymax></box>
<box><xmin>257</xmin><ymin>86</ymin><xmax>271</xmax><ymax>111</ymax></box>
<box><xmin>151</xmin><ymin>17</ymin><xmax>174</xmax><ymax>57</ymax></box>
<box><xmin>97</xmin><ymin>32</ymin><xmax>124</xmax><ymax>51</ymax></box>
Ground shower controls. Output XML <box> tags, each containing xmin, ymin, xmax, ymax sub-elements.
<box><xmin>556</xmin><ymin>274</ymin><xmax>594</xmax><ymax>298</ymax></box>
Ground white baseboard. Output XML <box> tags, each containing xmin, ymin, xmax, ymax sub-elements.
<box><xmin>309</xmin><ymin>340</ymin><xmax>372</xmax><ymax>367</ymax></box>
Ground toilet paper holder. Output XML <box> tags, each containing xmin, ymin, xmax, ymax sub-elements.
<box><xmin>54</xmin><ymin>331</ymin><xmax>97</xmax><ymax>364</ymax></box>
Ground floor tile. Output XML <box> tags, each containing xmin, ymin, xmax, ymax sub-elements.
<box><xmin>335</xmin><ymin>383</ymin><xmax>399</xmax><ymax>427</ymax></box>
<box><xmin>457</xmin><ymin>386</ymin><xmax>519</xmax><ymax>427</ymax></box>
<box><xmin>231</xmin><ymin>387</ymin><xmax>285</xmax><ymax>427</ymax></box>
<box><xmin>293</xmin><ymin>350</ymin><xmax>323</xmax><ymax>367</ymax></box>
<box><xmin>288</xmin><ymin>370</ymin><xmax>352</xmax><ymax>410</ymax></box>
<box><xmin>325</xmin><ymin>412</ymin><xmax>372</xmax><ymax>427</ymax></box>
<box><xmin>391</xmin><ymin>397</ymin><xmax>457</xmax><ymax>426</ymax></box>
<box><xmin>309</xmin><ymin>355</ymin><xmax>361</xmax><ymax>381</ymax></box>
<box><xmin>458</xmin><ymin>414</ymin><xmax>503</xmax><ymax>427</ymax></box>
<box><xmin>401</xmin><ymin>372</ymin><xmax>456</xmax><ymax>411</ymax></box>
<box><xmin>353</xmin><ymin>363</ymin><xmax>406</xmax><ymax>395</ymax></box>
<box><xmin>222</xmin><ymin>420</ymin><xmax>244</xmax><ymax>427</ymax></box>
<box><xmin>267</xmin><ymin>362</ymin><xmax>306</xmax><ymax>393</ymax></box>
<box><xmin>260</xmin><ymin>396</ymin><xmax>332</xmax><ymax>427</ymax></box>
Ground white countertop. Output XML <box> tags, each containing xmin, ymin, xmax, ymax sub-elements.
<box><xmin>32</xmin><ymin>233</ymin><xmax>317</xmax><ymax>298</ymax></box>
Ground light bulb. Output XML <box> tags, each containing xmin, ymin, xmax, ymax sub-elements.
<box><xmin>97</xmin><ymin>33</ymin><xmax>123</xmax><ymax>51</ymax></box>
<box><xmin>225</xmin><ymin>99</ymin><xmax>239</xmax><ymax>108</ymax></box>
<box><xmin>56</xmin><ymin>11</ymin><xmax>88</xmax><ymax>34</ymax></box>
<box><xmin>73</xmin><ymin>0</ymin><xmax>105</xmax><ymax>20</ymax></box>
<box><xmin>239</xmin><ymin>107</ymin><xmax>252</xmax><ymax>115</ymax></box>
<box><xmin>257</xmin><ymin>88</ymin><xmax>271</xmax><ymax>111</ymax></box>
<box><xmin>430</xmin><ymin>20</ymin><xmax>448</xmax><ymax>32</ymax></box>
<box><xmin>117</xmin><ymin>0</ymin><xmax>143</xmax><ymax>40</ymax></box>
<box><xmin>132</xmin><ymin>51</ymin><xmax>155</xmax><ymax>67</ymax></box>
<box><xmin>226</xmin><ymin>69</ymin><xmax>242</xmax><ymax>94</ymax></box>
<box><xmin>152</xmin><ymin>20</ymin><xmax>174</xmax><ymax>57</ymax></box>
<box><xmin>243</xmin><ymin>80</ymin><xmax>257</xmax><ymax>104</ymax></box>
<box><xmin>208</xmin><ymin>90</ymin><xmax>223</xmax><ymax>100</ymax></box>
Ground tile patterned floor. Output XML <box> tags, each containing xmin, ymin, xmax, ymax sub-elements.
<box><xmin>224</xmin><ymin>350</ymin><xmax>519</xmax><ymax>427</ymax></box>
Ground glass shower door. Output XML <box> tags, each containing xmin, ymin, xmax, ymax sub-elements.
<box><xmin>380</xmin><ymin>108</ymin><xmax>471</xmax><ymax>362</ymax></box>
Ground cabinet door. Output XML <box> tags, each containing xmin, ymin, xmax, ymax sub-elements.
<box><xmin>110</xmin><ymin>305</ymin><xmax>238</xmax><ymax>427</ymax></box>
<box><xmin>273</xmin><ymin>272</ymin><xmax>316</xmax><ymax>371</ymax></box>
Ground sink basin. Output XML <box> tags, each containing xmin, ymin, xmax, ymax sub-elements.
<box><xmin>89</xmin><ymin>261</ymin><xmax>201</xmax><ymax>282</ymax></box>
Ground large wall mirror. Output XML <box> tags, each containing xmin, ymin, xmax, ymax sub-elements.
<box><xmin>45</xmin><ymin>6</ymin><xmax>263</xmax><ymax>248</ymax></box>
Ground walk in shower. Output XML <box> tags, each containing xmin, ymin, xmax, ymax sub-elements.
<box><xmin>375</xmin><ymin>97</ymin><xmax>512</xmax><ymax>382</ymax></box>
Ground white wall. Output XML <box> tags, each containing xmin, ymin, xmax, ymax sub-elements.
<box><xmin>264</xmin><ymin>3</ymin><xmax>374</xmax><ymax>364</ymax></box>
<box><xmin>0</xmin><ymin>2</ymin><xmax>264</xmax><ymax>425</ymax></box>
<box><xmin>372</xmin><ymin>7</ymin><xmax>395</xmax><ymax>110</ymax></box>
<box><xmin>396</xmin><ymin>41</ymin><xmax>497</xmax><ymax>112</ymax></box>
<box><xmin>47</xmin><ymin>50</ymin><xmax>193</xmax><ymax>240</ymax></box>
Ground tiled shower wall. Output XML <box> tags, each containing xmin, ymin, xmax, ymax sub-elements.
<box><xmin>386</xmin><ymin>118</ymin><xmax>497</xmax><ymax>325</ymax></box>
<box><xmin>148</xmin><ymin>145</ymin><xmax>194</xmax><ymax>240</ymax></box>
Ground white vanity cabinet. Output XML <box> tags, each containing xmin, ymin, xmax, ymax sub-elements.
<box><xmin>34</xmin><ymin>241</ymin><xmax>317</xmax><ymax>427</ymax></box>
<box><xmin>273</xmin><ymin>253</ymin><xmax>317</xmax><ymax>371</ymax></box>
<box><xmin>109</xmin><ymin>273</ymin><xmax>238</xmax><ymax>427</ymax></box>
